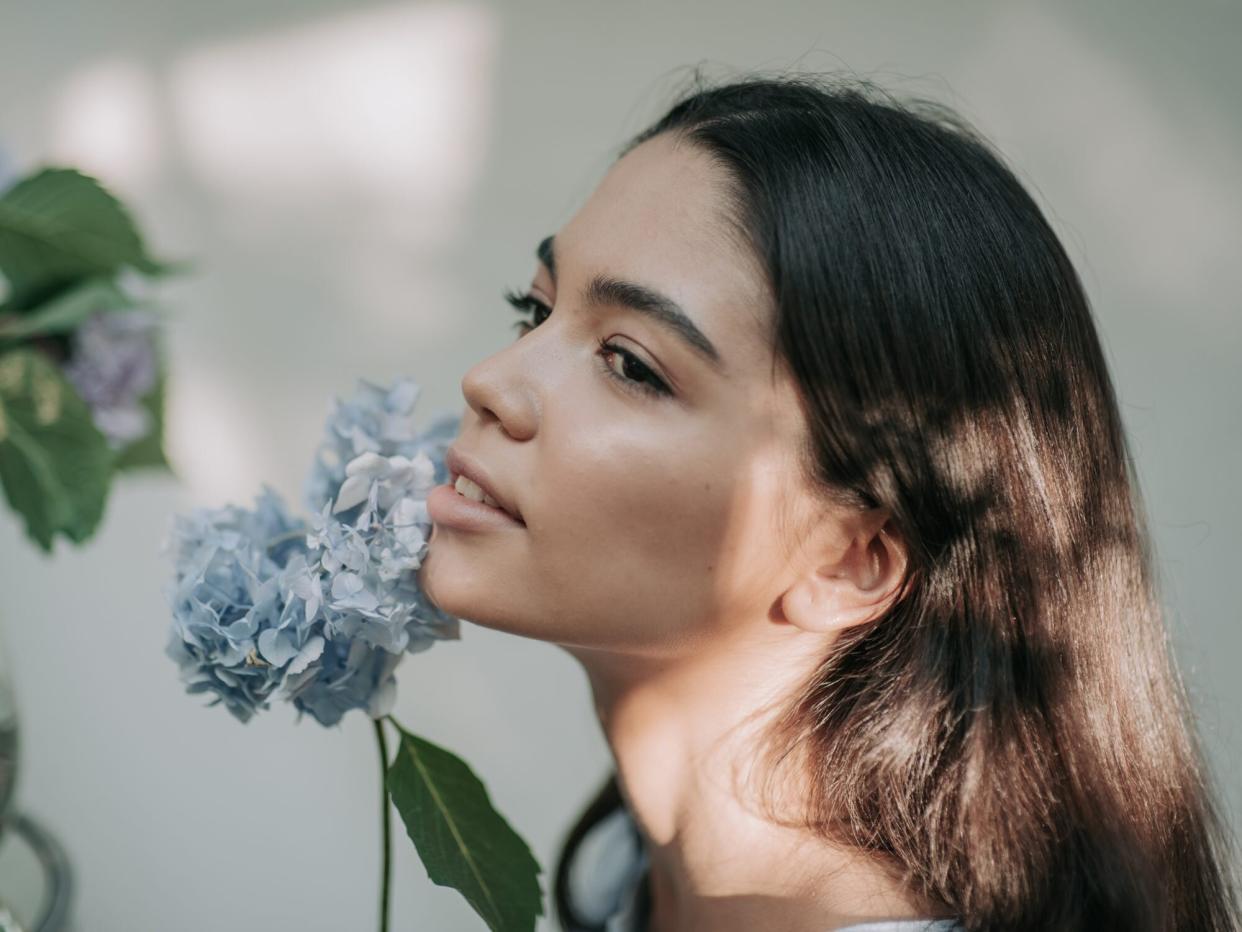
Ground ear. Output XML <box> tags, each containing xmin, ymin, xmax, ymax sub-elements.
<box><xmin>779</xmin><ymin>510</ymin><xmax>909</xmax><ymax>636</ymax></box>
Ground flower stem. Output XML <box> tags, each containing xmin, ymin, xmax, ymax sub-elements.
<box><xmin>374</xmin><ymin>718</ymin><xmax>393</xmax><ymax>932</ymax></box>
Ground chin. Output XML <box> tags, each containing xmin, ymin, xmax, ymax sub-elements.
<box><xmin>416</xmin><ymin>546</ymin><xmax>517</xmax><ymax>635</ymax></box>
<box><xmin>415</xmin><ymin>543</ymin><xmax>463</xmax><ymax>617</ymax></box>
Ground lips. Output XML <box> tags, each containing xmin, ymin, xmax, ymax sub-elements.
<box><xmin>444</xmin><ymin>446</ymin><xmax>524</xmax><ymax>525</ymax></box>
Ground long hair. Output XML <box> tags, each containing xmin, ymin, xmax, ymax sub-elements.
<box><xmin>553</xmin><ymin>68</ymin><xmax>1241</xmax><ymax>932</ymax></box>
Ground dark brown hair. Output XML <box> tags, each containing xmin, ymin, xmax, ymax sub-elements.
<box><xmin>553</xmin><ymin>67</ymin><xmax>1240</xmax><ymax>931</ymax></box>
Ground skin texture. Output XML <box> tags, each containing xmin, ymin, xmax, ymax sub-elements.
<box><xmin>417</xmin><ymin>132</ymin><xmax>941</xmax><ymax>931</ymax></box>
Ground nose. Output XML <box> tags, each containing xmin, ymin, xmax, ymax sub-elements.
<box><xmin>459</xmin><ymin>340</ymin><xmax>538</xmax><ymax>442</ymax></box>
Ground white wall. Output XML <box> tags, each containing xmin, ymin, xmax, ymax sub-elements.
<box><xmin>1</xmin><ymin>1</ymin><xmax>1238</xmax><ymax>928</ymax></box>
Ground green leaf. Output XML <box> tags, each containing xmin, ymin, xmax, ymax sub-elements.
<box><xmin>113</xmin><ymin>363</ymin><xmax>171</xmax><ymax>474</ymax></box>
<box><xmin>0</xmin><ymin>277</ymin><xmax>130</xmax><ymax>343</ymax></box>
<box><xmin>140</xmin><ymin>256</ymin><xmax>196</xmax><ymax>279</ymax></box>
<box><xmin>0</xmin><ymin>348</ymin><xmax>114</xmax><ymax>552</ymax></box>
<box><xmin>386</xmin><ymin>723</ymin><xmax>544</xmax><ymax>932</ymax></box>
<box><xmin>0</xmin><ymin>167</ymin><xmax>167</xmax><ymax>307</ymax></box>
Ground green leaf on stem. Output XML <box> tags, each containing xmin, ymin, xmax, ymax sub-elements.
<box><xmin>0</xmin><ymin>167</ymin><xmax>172</xmax><ymax>308</ymax></box>
<box><xmin>0</xmin><ymin>347</ymin><xmax>114</xmax><ymax>551</ymax></box>
<box><xmin>386</xmin><ymin>722</ymin><xmax>544</xmax><ymax>932</ymax></box>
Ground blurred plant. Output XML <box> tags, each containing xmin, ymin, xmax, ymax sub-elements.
<box><xmin>0</xmin><ymin>161</ymin><xmax>176</xmax><ymax>927</ymax></box>
<box><xmin>163</xmin><ymin>378</ymin><xmax>544</xmax><ymax>932</ymax></box>
<box><xmin>0</xmin><ymin>166</ymin><xmax>178</xmax><ymax>553</ymax></box>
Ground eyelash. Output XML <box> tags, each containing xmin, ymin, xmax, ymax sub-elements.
<box><xmin>502</xmin><ymin>286</ymin><xmax>673</xmax><ymax>399</ymax></box>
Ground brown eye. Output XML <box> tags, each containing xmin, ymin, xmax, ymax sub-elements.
<box><xmin>500</xmin><ymin>284</ymin><xmax>673</xmax><ymax>400</ymax></box>
<box><xmin>503</xmin><ymin>287</ymin><xmax>550</xmax><ymax>336</ymax></box>
<box><xmin>595</xmin><ymin>338</ymin><xmax>672</xmax><ymax>399</ymax></box>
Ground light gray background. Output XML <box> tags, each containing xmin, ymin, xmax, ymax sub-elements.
<box><xmin>1</xmin><ymin>1</ymin><xmax>1239</xmax><ymax>929</ymax></box>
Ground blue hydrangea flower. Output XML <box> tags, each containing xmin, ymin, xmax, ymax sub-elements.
<box><xmin>162</xmin><ymin>484</ymin><xmax>315</xmax><ymax>723</ymax></box>
<box><xmin>303</xmin><ymin>447</ymin><xmax>460</xmax><ymax>657</ymax></box>
<box><xmin>61</xmin><ymin>307</ymin><xmax>160</xmax><ymax>450</ymax></box>
<box><xmin>303</xmin><ymin>377</ymin><xmax>459</xmax><ymax>516</ymax></box>
<box><xmin>164</xmin><ymin>377</ymin><xmax>463</xmax><ymax>727</ymax></box>
<box><xmin>282</xmin><ymin>638</ymin><xmax>404</xmax><ymax>728</ymax></box>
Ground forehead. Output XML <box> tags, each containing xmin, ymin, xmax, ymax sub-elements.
<box><xmin>553</xmin><ymin>133</ymin><xmax>775</xmax><ymax>374</ymax></box>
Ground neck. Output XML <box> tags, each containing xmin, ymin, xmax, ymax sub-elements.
<box><xmin>564</xmin><ymin>629</ymin><xmax>941</xmax><ymax>932</ymax></box>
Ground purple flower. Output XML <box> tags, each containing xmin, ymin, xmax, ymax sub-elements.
<box><xmin>62</xmin><ymin>307</ymin><xmax>159</xmax><ymax>450</ymax></box>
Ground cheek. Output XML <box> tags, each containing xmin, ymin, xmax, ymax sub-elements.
<box><xmin>522</xmin><ymin>432</ymin><xmax>744</xmax><ymax>652</ymax></box>
<box><xmin>417</xmin><ymin>405</ymin><xmax>791</xmax><ymax>653</ymax></box>
<box><xmin>537</xmin><ymin>433</ymin><xmax>798</xmax><ymax>653</ymax></box>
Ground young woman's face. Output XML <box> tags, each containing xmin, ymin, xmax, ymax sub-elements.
<box><xmin>419</xmin><ymin>132</ymin><xmax>827</xmax><ymax>658</ymax></box>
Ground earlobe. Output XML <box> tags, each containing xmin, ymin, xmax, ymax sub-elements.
<box><xmin>778</xmin><ymin>575</ymin><xmax>835</xmax><ymax>634</ymax></box>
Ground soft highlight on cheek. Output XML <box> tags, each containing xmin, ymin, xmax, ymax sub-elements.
<box><xmin>527</xmin><ymin>418</ymin><xmax>788</xmax><ymax>655</ymax></box>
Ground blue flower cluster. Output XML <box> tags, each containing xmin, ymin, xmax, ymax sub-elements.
<box><xmin>163</xmin><ymin>378</ymin><xmax>462</xmax><ymax>726</ymax></box>
<box><xmin>303</xmin><ymin>378</ymin><xmax>458</xmax><ymax>516</ymax></box>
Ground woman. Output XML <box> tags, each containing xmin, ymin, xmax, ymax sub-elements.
<box><xmin>420</xmin><ymin>70</ymin><xmax>1241</xmax><ymax>931</ymax></box>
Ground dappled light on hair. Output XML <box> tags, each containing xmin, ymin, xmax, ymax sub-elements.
<box><xmin>555</xmin><ymin>68</ymin><xmax>1240</xmax><ymax>932</ymax></box>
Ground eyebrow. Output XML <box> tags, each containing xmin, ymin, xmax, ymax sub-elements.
<box><xmin>536</xmin><ymin>234</ymin><xmax>724</xmax><ymax>373</ymax></box>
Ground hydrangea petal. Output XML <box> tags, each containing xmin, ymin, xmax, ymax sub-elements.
<box><xmin>333</xmin><ymin>474</ymin><xmax>371</xmax><ymax>514</ymax></box>
<box><xmin>287</xmin><ymin>634</ymin><xmax>325</xmax><ymax>676</ymax></box>
<box><xmin>258</xmin><ymin>628</ymin><xmax>299</xmax><ymax>667</ymax></box>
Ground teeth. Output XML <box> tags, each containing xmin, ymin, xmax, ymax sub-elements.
<box><xmin>454</xmin><ymin>474</ymin><xmax>502</xmax><ymax>510</ymax></box>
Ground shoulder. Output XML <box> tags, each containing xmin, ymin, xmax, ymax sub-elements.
<box><xmin>564</xmin><ymin>803</ymin><xmax>964</xmax><ymax>932</ymax></box>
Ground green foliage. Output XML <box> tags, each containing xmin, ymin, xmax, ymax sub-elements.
<box><xmin>0</xmin><ymin>167</ymin><xmax>168</xmax><ymax>309</ymax></box>
<box><xmin>0</xmin><ymin>165</ymin><xmax>179</xmax><ymax>550</ymax></box>
<box><xmin>0</xmin><ymin>348</ymin><xmax>113</xmax><ymax>552</ymax></box>
<box><xmin>113</xmin><ymin>365</ymin><xmax>171</xmax><ymax>473</ymax></box>
<box><xmin>386</xmin><ymin>722</ymin><xmax>545</xmax><ymax>932</ymax></box>
<box><xmin>0</xmin><ymin>277</ymin><xmax>129</xmax><ymax>344</ymax></box>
